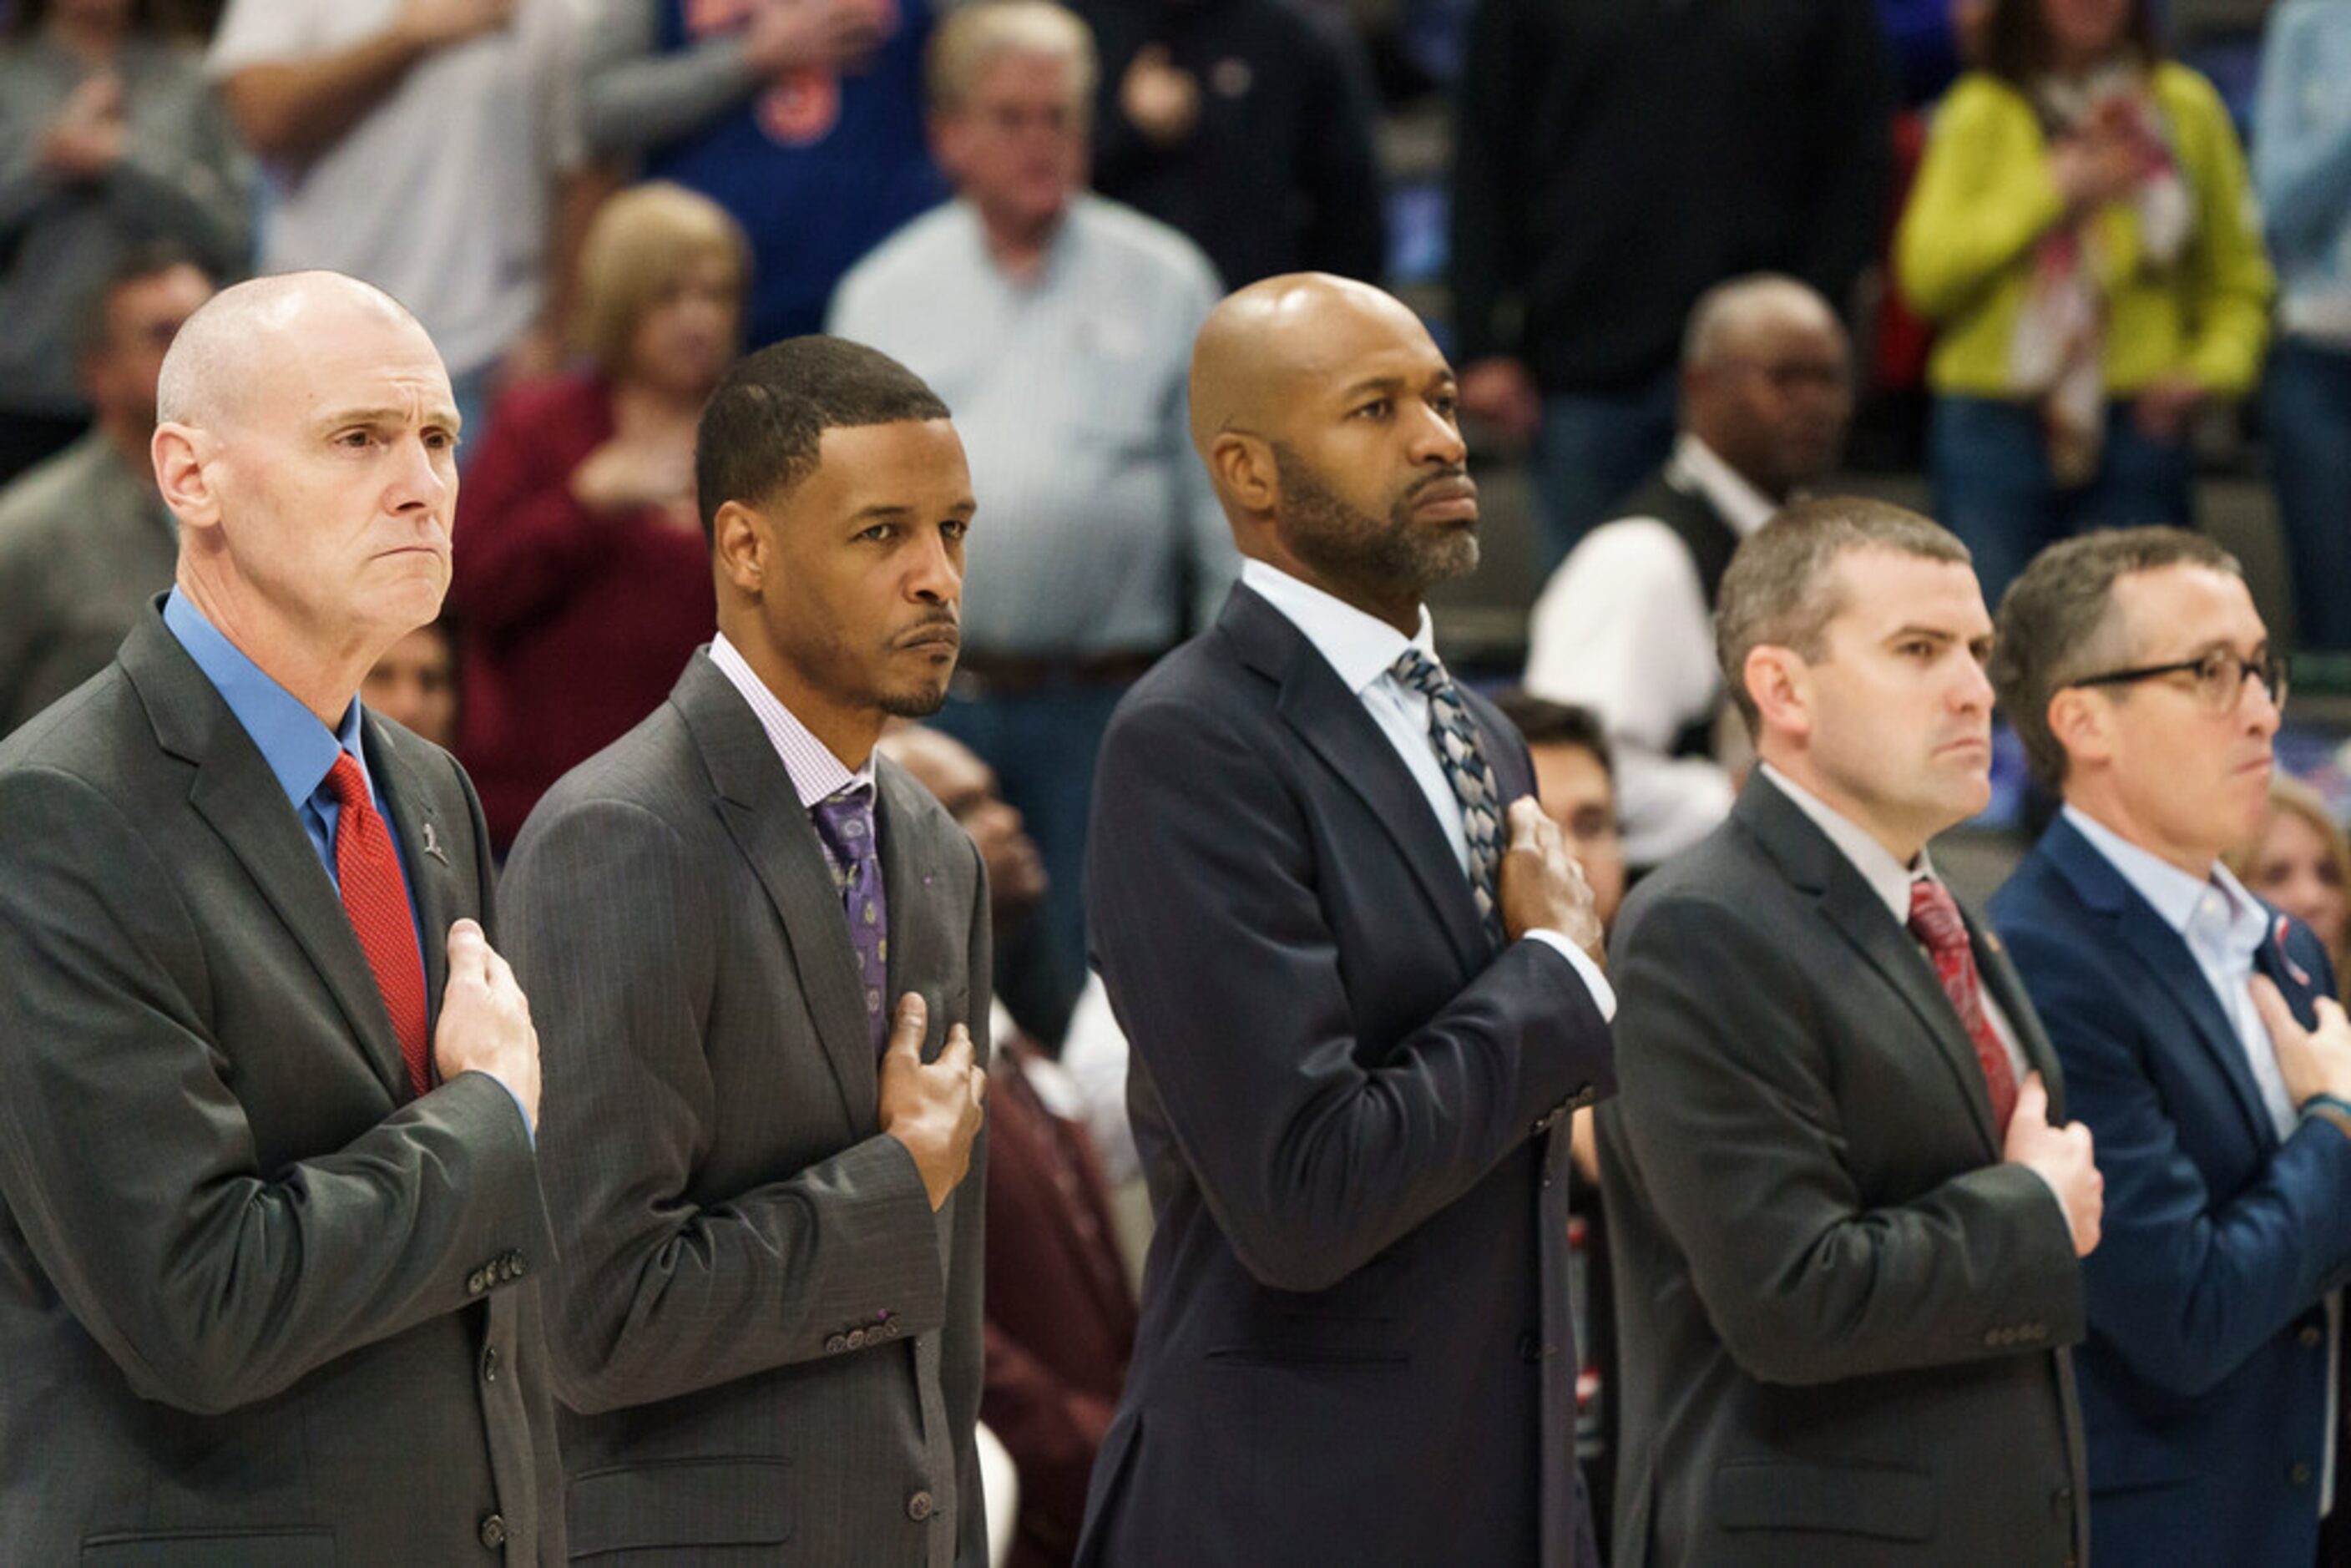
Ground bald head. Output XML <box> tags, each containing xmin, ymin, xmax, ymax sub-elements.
<box><xmin>157</xmin><ymin>271</ymin><xmax>433</xmax><ymax>431</ymax></box>
<box><xmin>1682</xmin><ymin>274</ymin><xmax>1842</xmax><ymax>371</ymax></box>
<box><xmin>1679</xmin><ymin>273</ymin><xmax>1853</xmax><ymax>500</ymax></box>
<box><xmin>1189</xmin><ymin>273</ymin><xmax>1440</xmax><ymax>458</ymax></box>
<box><xmin>1187</xmin><ymin>273</ymin><xmax>1474</xmax><ymax>630</ymax></box>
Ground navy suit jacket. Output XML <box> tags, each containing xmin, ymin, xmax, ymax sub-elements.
<box><xmin>1073</xmin><ymin>584</ymin><xmax>1616</xmax><ymax>1567</ymax></box>
<box><xmin>1993</xmin><ymin>812</ymin><xmax>2351</xmax><ymax>1567</ymax></box>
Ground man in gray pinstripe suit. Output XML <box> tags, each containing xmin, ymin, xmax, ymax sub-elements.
<box><xmin>502</xmin><ymin>336</ymin><xmax>991</xmax><ymax>1565</ymax></box>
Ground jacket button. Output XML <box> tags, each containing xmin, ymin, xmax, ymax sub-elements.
<box><xmin>2293</xmin><ymin>1463</ymin><xmax>2315</xmax><ymax>1486</ymax></box>
<box><xmin>466</xmin><ymin>1270</ymin><xmax>487</xmax><ymax>1297</ymax></box>
<box><xmin>825</xmin><ymin>1333</ymin><xmax>848</xmax><ymax>1353</ymax></box>
<box><xmin>508</xmin><ymin>1253</ymin><xmax>526</xmax><ymax>1278</ymax></box>
<box><xmin>482</xmin><ymin>1347</ymin><xmax>499</xmax><ymax>1383</ymax></box>
<box><xmin>2302</xmin><ymin>1323</ymin><xmax>2324</xmax><ymax>1348</ymax></box>
<box><xmin>846</xmin><ymin>1328</ymin><xmax>867</xmax><ymax>1349</ymax></box>
<box><xmin>907</xmin><ymin>1490</ymin><xmax>936</xmax><ymax>1522</ymax></box>
<box><xmin>478</xmin><ymin>1513</ymin><xmax>508</xmax><ymax>1550</ymax></box>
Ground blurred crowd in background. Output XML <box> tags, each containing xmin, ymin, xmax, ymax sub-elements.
<box><xmin>4</xmin><ymin>0</ymin><xmax>2350</xmax><ymax>1560</ymax></box>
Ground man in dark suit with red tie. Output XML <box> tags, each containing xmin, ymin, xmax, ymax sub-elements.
<box><xmin>1076</xmin><ymin>273</ymin><xmax>1618</xmax><ymax>1566</ymax></box>
<box><xmin>0</xmin><ymin>271</ymin><xmax>559</xmax><ymax>1563</ymax></box>
<box><xmin>1600</xmin><ymin>498</ymin><xmax>2102</xmax><ymax>1566</ymax></box>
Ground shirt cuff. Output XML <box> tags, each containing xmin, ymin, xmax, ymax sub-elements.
<box><xmin>1525</xmin><ymin>929</ymin><xmax>1615</xmax><ymax>1021</ymax></box>
<box><xmin>476</xmin><ymin>1070</ymin><xmax>536</xmax><ymax>1148</ymax></box>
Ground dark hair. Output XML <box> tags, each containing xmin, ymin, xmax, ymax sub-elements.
<box><xmin>1492</xmin><ymin>690</ymin><xmax>1614</xmax><ymax>780</ymax></box>
<box><xmin>75</xmin><ymin>240</ymin><xmax>213</xmax><ymax>360</ymax></box>
<box><xmin>1715</xmin><ymin>496</ymin><xmax>1970</xmax><ymax>736</ymax></box>
<box><xmin>6</xmin><ymin>0</ymin><xmax>175</xmax><ymax>42</ymax></box>
<box><xmin>1974</xmin><ymin>0</ymin><xmax>2164</xmax><ymax>85</ymax></box>
<box><xmin>694</xmin><ymin>336</ymin><xmax>953</xmax><ymax>540</ymax></box>
<box><xmin>1990</xmin><ymin>526</ymin><xmax>2241</xmax><ymax>792</ymax></box>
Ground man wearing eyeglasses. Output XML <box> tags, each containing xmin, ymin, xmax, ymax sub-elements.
<box><xmin>1990</xmin><ymin>525</ymin><xmax>2351</xmax><ymax>1568</ymax></box>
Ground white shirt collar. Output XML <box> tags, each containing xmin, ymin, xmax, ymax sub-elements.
<box><xmin>708</xmin><ymin>633</ymin><xmax>875</xmax><ymax>809</ymax></box>
<box><xmin>1240</xmin><ymin>558</ymin><xmax>1439</xmax><ymax>695</ymax></box>
<box><xmin>1672</xmin><ymin>432</ymin><xmax>1782</xmax><ymax>540</ymax></box>
<box><xmin>1759</xmin><ymin>762</ymin><xmax>1941</xmax><ymax>925</ymax></box>
<box><xmin>2063</xmin><ymin>804</ymin><xmax>2267</xmax><ymax>956</ymax></box>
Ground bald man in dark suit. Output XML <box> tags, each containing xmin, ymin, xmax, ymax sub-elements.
<box><xmin>0</xmin><ymin>272</ymin><xmax>557</xmax><ymax>1564</ymax></box>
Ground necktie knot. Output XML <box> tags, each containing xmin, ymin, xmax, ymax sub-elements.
<box><xmin>811</xmin><ymin>784</ymin><xmax>875</xmax><ymax>860</ymax></box>
<box><xmin>1907</xmin><ymin>877</ymin><xmax>1968</xmax><ymax>956</ymax></box>
<box><xmin>326</xmin><ymin>751</ymin><xmax>368</xmax><ymax>813</ymax></box>
<box><xmin>1390</xmin><ymin>646</ymin><xmax>1451</xmax><ymax>699</ymax></box>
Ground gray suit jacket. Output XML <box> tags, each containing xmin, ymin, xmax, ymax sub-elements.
<box><xmin>0</xmin><ymin>432</ymin><xmax>179</xmax><ymax>736</ymax></box>
<box><xmin>0</xmin><ymin>608</ymin><xmax>563</xmax><ymax>1565</ymax></box>
<box><xmin>502</xmin><ymin>652</ymin><xmax>990</xmax><ymax>1565</ymax></box>
<box><xmin>1599</xmin><ymin>774</ymin><xmax>2089</xmax><ymax>1566</ymax></box>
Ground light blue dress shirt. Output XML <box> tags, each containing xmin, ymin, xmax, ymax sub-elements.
<box><xmin>163</xmin><ymin>590</ymin><xmax>532</xmax><ymax>1138</ymax></box>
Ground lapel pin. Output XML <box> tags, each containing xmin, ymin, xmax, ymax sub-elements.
<box><xmin>2277</xmin><ymin>915</ymin><xmax>2313</xmax><ymax>989</ymax></box>
<box><xmin>421</xmin><ymin>822</ymin><xmax>448</xmax><ymax>865</ymax></box>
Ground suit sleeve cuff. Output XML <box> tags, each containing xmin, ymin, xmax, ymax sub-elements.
<box><xmin>1524</xmin><ymin>929</ymin><xmax>1615</xmax><ymax>1022</ymax></box>
<box><xmin>469</xmin><ymin>1070</ymin><xmax>535</xmax><ymax>1147</ymax></box>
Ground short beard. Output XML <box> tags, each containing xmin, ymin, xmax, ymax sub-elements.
<box><xmin>880</xmin><ymin>684</ymin><xmax>951</xmax><ymax>721</ymax></box>
<box><xmin>1272</xmin><ymin>442</ymin><xmax>1479</xmax><ymax>599</ymax></box>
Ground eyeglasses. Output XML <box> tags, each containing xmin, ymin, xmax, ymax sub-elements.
<box><xmin>2065</xmin><ymin>649</ymin><xmax>2290</xmax><ymax>714</ymax></box>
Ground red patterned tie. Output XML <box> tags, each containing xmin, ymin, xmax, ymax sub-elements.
<box><xmin>326</xmin><ymin>753</ymin><xmax>429</xmax><ymax>1097</ymax></box>
<box><xmin>1907</xmin><ymin>878</ymin><xmax>2019</xmax><ymax>1134</ymax></box>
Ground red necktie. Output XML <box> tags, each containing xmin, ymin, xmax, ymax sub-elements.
<box><xmin>326</xmin><ymin>753</ymin><xmax>429</xmax><ymax>1097</ymax></box>
<box><xmin>1907</xmin><ymin>878</ymin><xmax>2019</xmax><ymax>1135</ymax></box>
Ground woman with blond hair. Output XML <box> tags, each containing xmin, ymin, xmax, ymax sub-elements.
<box><xmin>2227</xmin><ymin>773</ymin><xmax>2351</xmax><ymax>999</ymax></box>
<box><xmin>448</xmin><ymin>181</ymin><xmax>750</xmax><ymax>850</ymax></box>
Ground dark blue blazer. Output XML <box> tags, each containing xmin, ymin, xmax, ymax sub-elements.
<box><xmin>1992</xmin><ymin>812</ymin><xmax>2351</xmax><ymax>1568</ymax></box>
<box><xmin>1074</xmin><ymin>584</ymin><xmax>1616</xmax><ymax>1566</ymax></box>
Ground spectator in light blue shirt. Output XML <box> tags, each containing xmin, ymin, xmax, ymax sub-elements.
<box><xmin>829</xmin><ymin>0</ymin><xmax>1235</xmax><ymax>1041</ymax></box>
<box><xmin>2254</xmin><ymin>0</ymin><xmax>2351</xmax><ymax>650</ymax></box>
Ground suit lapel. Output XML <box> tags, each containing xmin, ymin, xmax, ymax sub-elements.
<box><xmin>369</xmin><ymin>717</ymin><xmax>457</xmax><ymax>1050</ymax></box>
<box><xmin>2041</xmin><ymin>817</ymin><xmax>2276</xmax><ymax>1151</ymax></box>
<box><xmin>123</xmin><ymin>615</ymin><xmax>412</xmax><ymax>1103</ymax></box>
<box><xmin>675</xmin><ymin>656</ymin><xmax>880</xmax><ymax>1125</ymax></box>
<box><xmin>1223</xmin><ymin>589</ymin><xmax>1486</xmax><ymax>974</ymax></box>
<box><xmin>1737</xmin><ymin>777</ymin><xmax>2002</xmax><ymax>1153</ymax></box>
<box><xmin>873</xmin><ymin>760</ymin><xmax>949</xmax><ymax>1059</ymax></box>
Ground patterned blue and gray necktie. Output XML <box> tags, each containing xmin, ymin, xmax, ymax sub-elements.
<box><xmin>811</xmin><ymin>784</ymin><xmax>891</xmax><ymax>1055</ymax></box>
<box><xmin>1391</xmin><ymin>647</ymin><xmax>1505</xmax><ymax>949</ymax></box>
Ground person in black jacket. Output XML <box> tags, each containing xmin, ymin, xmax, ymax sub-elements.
<box><xmin>1080</xmin><ymin>0</ymin><xmax>1386</xmax><ymax>289</ymax></box>
<box><xmin>1450</xmin><ymin>0</ymin><xmax>1891</xmax><ymax>570</ymax></box>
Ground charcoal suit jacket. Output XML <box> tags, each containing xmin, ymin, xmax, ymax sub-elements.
<box><xmin>0</xmin><ymin>605</ymin><xmax>561</xmax><ymax>1566</ymax></box>
<box><xmin>502</xmin><ymin>650</ymin><xmax>990</xmax><ymax>1565</ymax></box>
<box><xmin>1600</xmin><ymin>773</ymin><xmax>2088</xmax><ymax>1567</ymax></box>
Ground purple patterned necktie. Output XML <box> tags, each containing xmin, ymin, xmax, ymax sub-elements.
<box><xmin>811</xmin><ymin>784</ymin><xmax>890</xmax><ymax>1055</ymax></box>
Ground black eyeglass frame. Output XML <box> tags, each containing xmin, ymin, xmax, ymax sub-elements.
<box><xmin>2064</xmin><ymin>649</ymin><xmax>2291</xmax><ymax>711</ymax></box>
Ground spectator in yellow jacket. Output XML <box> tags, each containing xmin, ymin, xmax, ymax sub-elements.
<box><xmin>1896</xmin><ymin>0</ymin><xmax>2271</xmax><ymax>605</ymax></box>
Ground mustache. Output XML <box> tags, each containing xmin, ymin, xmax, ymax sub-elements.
<box><xmin>1407</xmin><ymin>466</ymin><xmax>1473</xmax><ymax>498</ymax></box>
<box><xmin>895</xmin><ymin>613</ymin><xmax>961</xmax><ymax>644</ymax></box>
